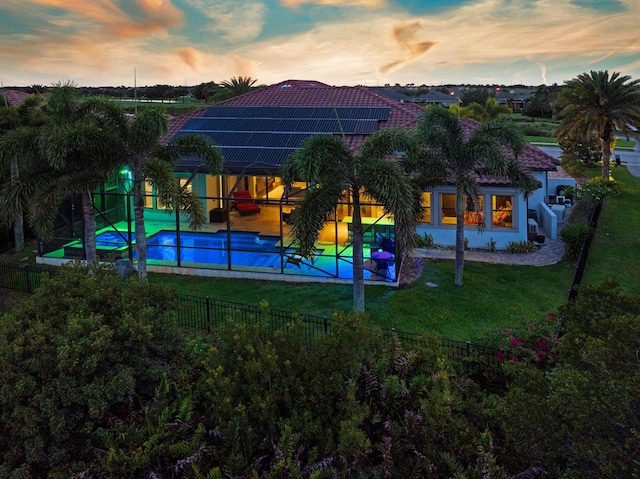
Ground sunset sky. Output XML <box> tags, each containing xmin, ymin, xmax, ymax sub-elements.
<box><xmin>2</xmin><ymin>0</ymin><xmax>639</xmax><ymax>88</ymax></box>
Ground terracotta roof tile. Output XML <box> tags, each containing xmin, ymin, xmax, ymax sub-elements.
<box><xmin>0</xmin><ymin>90</ymin><xmax>30</xmax><ymax>107</ymax></box>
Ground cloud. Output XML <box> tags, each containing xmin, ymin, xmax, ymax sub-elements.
<box><xmin>2</xmin><ymin>0</ymin><xmax>640</xmax><ymax>87</ymax></box>
<box><xmin>15</xmin><ymin>0</ymin><xmax>183</xmax><ymax>38</ymax></box>
<box><xmin>280</xmin><ymin>0</ymin><xmax>386</xmax><ymax>7</ymax></box>
<box><xmin>183</xmin><ymin>0</ymin><xmax>265</xmax><ymax>43</ymax></box>
<box><xmin>380</xmin><ymin>21</ymin><xmax>436</xmax><ymax>74</ymax></box>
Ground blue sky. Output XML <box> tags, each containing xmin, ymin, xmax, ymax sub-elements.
<box><xmin>1</xmin><ymin>0</ymin><xmax>639</xmax><ymax>88</ymax></box>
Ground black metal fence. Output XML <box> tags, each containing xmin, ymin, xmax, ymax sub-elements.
<box><xmin>0</xmin><ymin>262</ymin><xmax>58</xmax><ymax>293</ymax></box>
<box><xmin>0</xmin><ymin>262</ymin><xmax>499</xmax><ymax>366</ymax></box>
<box><xmin>567</xmin><ymin>200</ymin><xmax>603</xmax><ymax>302</ymax></box>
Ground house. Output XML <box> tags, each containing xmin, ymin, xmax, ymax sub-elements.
<box><xmin>40</xmin><ymin>80</ymin><xmax>572</xmax><ymax>283</ymax></box>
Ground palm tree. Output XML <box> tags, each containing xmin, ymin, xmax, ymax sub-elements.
<box><xmin>554</xmin><ymin>70</ymin><xmax>640</xmax><ymax>179</ymax></box>
<box><xmin>32</xmin><ymin>84</ymin><xmax>127</xmax><ymax>262</ymax></box>
<box><xmin>407</xmin><ymin>106</ymin><xmax>538</xmax><ymax>286</ymax></box>
<box><xmin>122</xmin><ymin>107</ymin><xmax>224</xmax><ymax>279</ymax></box>
<box><xmin>465</xmin><ymin>97</ymin><xmax>512</xmax><ymax>123</ymax></box>
<box><xmin>221</xmin><ymin>76</ymin><xmax>257</xmax><ymax>96</ymax></box>
<box><xmin>281</xmin><ymin>129</ymin><xmax>420</xmax><ymax>312</ymax></box>
<box><xmin>0</xmin><ymin>95</ymin><xmax>46</xmax><ymax>252</ymax></box>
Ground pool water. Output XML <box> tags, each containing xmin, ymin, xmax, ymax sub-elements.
<box><xmin>144</xmin><ymin>230</ymin><xmax>296</xmax><ymax>268</ymax></box>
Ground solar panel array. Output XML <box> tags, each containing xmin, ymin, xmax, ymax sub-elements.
<box><xmin>174</xmin><ymin>106</ymin><xmax>391</xmax><ymax>172</ymax></box>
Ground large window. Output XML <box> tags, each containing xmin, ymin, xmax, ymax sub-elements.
<box><xmin>440</xmin><ymin>193</ymin><xmax>484</xmax><ymax>225</ymax></box>
<box><xmin>420</xmin><ymin>192</ymin><xmax>431</xmax><ymax>223</ymax></box>
<box><xmin>492</xmin><ymin>195</ymin><xmax>513</xmax><ymax>228</ymax></box>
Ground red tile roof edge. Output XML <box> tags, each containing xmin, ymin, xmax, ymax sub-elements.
<box><xmin>0</xmin><ymin>89</ymin><xmax>30</xmax><ymax>107</ymax></box>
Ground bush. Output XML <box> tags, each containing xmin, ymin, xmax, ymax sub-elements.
<box><xmin>560</xmin><ymin>221</ymin><xmax>591</xmax><ymax>260</ymax></box>
<box><xmin>0</xmin><ymin>265</ymin><xmax>185</xmax><ymax>477</ymax></box>
<box><xmin>506</xmin><ymin>240</ymin><xmax>536</xmax><ymax>254</ymax></box>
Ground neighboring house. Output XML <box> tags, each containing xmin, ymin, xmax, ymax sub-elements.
<box><xmin>0</xmin><ymin>89</ymin><xmax>29</xmax><ymax>107</ymax></box>
<box><xmin>40</xmin><ymin>80</ymin><xmax>573</xmax><ymax>283</ymax></box>
<box><xmin>493</xmin><ymin>88</ymin><xmax>534</xmax><ymax>112</ymax></box>
<box><xmin>368</xmin><ymin>86</ymin><xmax>460</xmax><ymax>107</ymax></box>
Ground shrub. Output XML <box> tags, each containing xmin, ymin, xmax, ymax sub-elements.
<box><xmin>487</xmin><ymin>237</ymin><xmax>497</xmax><ymax>252</ymax></box>
<box><xmin>0</xmin><ymin>264</ymin><xmax>185</xmax><ymax>477</ymax></box>
<box><xmin>413</xmin><ymin>232</ymin><xmax>433</xmax><ymax>248</ymax></box>
<box><xmin>506</xmin><ymin>240</ymin><xmax>536</xmax><ymax>254</ymax></box>
<box><xmin>560</xmin><ymin>221</ymin><xmax>591</xmax><ymax>260</ymax></box>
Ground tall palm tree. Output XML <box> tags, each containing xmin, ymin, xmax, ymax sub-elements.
<box><xmin>281</xmin><ymin>129</ymin><xmax>420</xmax><ymax>312</ymax></box>
<box><xmin>0</xmin><ymin>95</ymin><xmax>46</xmax><ymax>252</ymax></box>
<box><xmin>32</xmin><ymin>84</ymin><xmax>126</xmax><ymax>262</ymax></box>
<box><xmin>554</xmin><ymin>70</ymin><xmax>640</xmax><ymax>179</ymax></box>
<box><xmin>122</xmin><ymin>107</ymin><xmax>224</xmax><ymax>279</ymax></box>
<box><xmin>407</xmin><ymin>106</ymin><xmax>538</xmax><ymax>286</ymax></box>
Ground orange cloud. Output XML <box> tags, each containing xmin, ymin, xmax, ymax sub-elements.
<box><xmin>23</xmin><ymin>0</ymin><xmax>183</xmax><ymax>38</ymax></box>
<box><xmin>380</xmin><ymin>21</ymin><xmax>435</xmax><ymax>74</ymax></box>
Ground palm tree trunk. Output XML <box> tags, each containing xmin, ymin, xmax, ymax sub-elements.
<box><xmin>82</xmin><ymin>190</ymin><xmax>97</xmax><ymax>263</ymax></box>
<box><xmin>454</xmin><ymin>189</ymin><xmax>465</xmax><ymax>286</ymax></box>
<box><xmin>133</xmin><ymin>178</ymin><xmax>148</xmax><ymax>280</ymax></box>
<box><xmin>351</xmin><ymin>188</ymin><xmax>365</xmax><ymax>312</ymax></box>
<box><xmin>601</xmin><ymin>133</ymin><xmax>612</xmax><ymax>179</ymax></box>
<box><xmin>9</xmin><ymin>157</ymin><xmax>24</xmax><ymax>253</ymax></box>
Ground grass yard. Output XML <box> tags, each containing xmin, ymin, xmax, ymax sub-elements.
<box><xmin>580</xmin><ymin>167</ymin><xmax>640</xmax><ymax>295</ymax></box>
<box><xmin>150</xmin><ymin>257</ymin><xmax>574</xmax><ymax>341</ymax></box>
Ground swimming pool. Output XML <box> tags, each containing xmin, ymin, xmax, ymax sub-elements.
<box><xmin>145</xmin><ymin>230</ymin><xmax>288</xmax><ymax>267</ymax></box>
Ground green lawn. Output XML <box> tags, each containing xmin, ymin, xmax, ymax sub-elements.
<box><xmin>581</xmin><ymin>167</ymin><xmax>640</xmax><ymax>295</ymax></box>
<box><xmin>150</xmin><ymin>257</ymin><xmax>574</xmax><ymax>341</ymax></box>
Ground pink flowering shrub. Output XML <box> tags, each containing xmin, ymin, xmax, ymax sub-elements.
<box><xmin>495</xmin><ymin>313</ymin><xmax>559</xmax><ymax>366</ymax></box>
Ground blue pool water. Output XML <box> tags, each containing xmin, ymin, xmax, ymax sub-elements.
<box><xmin>94</xmin><ymin>231</ymin><xmax>131</xmax><ymax>248</ymax></box>
<box><xmin>144</xmin><ymin>230</ymin><xmax>290</xmax><ymax>268</ymax></box>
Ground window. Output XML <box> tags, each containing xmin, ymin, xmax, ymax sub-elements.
<box><xmin>440</xmin><ymin>193</ymin><xmax>484</xmax><ymax>226</ymax></box>
<box><xmin>143</xmin><ymin>180</ymin><xmax>154</xmax><ymax>208</ymax></box>
<box><xmin>420</xmin><ymin>192</ymin><xmax>431</xmax><ymax>223</ymax></box>
<box><xmin>492</xmin><ymin>195</ymin><xmax>513</xmax><ymax>228</ymax></box>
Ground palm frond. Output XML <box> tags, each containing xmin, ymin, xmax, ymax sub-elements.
<box><xmin>177</xmin><ymin>188</ymin><xmax>207</xmax><ymax>230</ymax></box>
<box><xmin>284</xmin><ymin>134</ymin><xmax>352</xmax><ymax>185</ymax></box>
<box><xmin>288</xmin><ymin>183</ymin><xmax>345</xmax><ymax>257</ymax></box>
<box><xmin>169</xmin><ymin>134</ymin><xmax>224</xmax><ymax>175</ymax></box>
<box><xmin>143</xmin><ymin>159</ymin><xmax>177</xmax><ymax>209</ymax></box>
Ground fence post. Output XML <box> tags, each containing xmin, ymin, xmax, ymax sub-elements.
<box><xmin>324</xmin><ymin>316</ymin><xmax>328</xmax><ymax>334</ymax></box>
<box><xmin>206</xmin><ymin>296</ymin><xmax>211</xmax><ymax>333</ymax></box>
<box><xmin>22</xmin><ymin>265</ymin><xmax>31</xmax><ymax>294</ymax></box>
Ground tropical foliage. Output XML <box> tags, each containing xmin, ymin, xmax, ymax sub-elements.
<box><xmin>281</xmin><ymin>129</ymin><xmax>420</xmax><ymax>312</ymax></box>
<box><xmin>407</xmin><ymin>106</ymin><xmax>538</xmax><ymax>286</ymax></box>
<box><xmin>464</xmin><ymin>97</ymin><xmax>512</xmax><ymax>122</ymax></box>
<box><xmin>0</xmin><ymin>94</ymin><xmax>46</xmax><ymax>252</ymax></box>
<box><xmin>0</xmin><ymin>265</ymin><xmax>185</xmax><ymax>476</ymax></box>
<box><xmin>554</xmin><ymin>70</ymin><xmax>640</xmax><ymax>178</ymax></box>
<box><xmin>31</xmin><ymin>83</ymin><xmax>127</xmax><ymax>262</ymax></box>
<box><xmin>119</xmin><ymin>107</ymin><xmax>224</xmax><ymax>279</ymax></box>
<box><xmin>1</xmin><ymin>266</ymin><xmax>637</xmax><ymax>478</ymax></box>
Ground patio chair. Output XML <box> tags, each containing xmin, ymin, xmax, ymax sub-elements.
<box><xmin>232</xmin><ymin>190</ymin><xmax>261</xmax><ymax>216</ymax></box>
<box><xmin>372</xmin><ymin>232</ymin><xmax>395</xmax><ymax>255</ymax></box>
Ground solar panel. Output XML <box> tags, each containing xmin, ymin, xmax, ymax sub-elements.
<box><xmin>175</xmin><ymin>105</ymin><xmax>392</xmax><ymax>172</ymax></box>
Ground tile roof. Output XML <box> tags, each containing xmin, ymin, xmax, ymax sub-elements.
<box><xmin>459</xmin><ymin>118</ymin><xmax>557</xmax><ymax>175</ymax></box>
<box><xmin>166</xmin><ymin>80</ymin><xmax>556</xmax><ymax>180</ymax></box>
<box><xmin>0</xmin><ymin>89</ymin><xmax>30</xmax><ymax>107</ymax></box>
